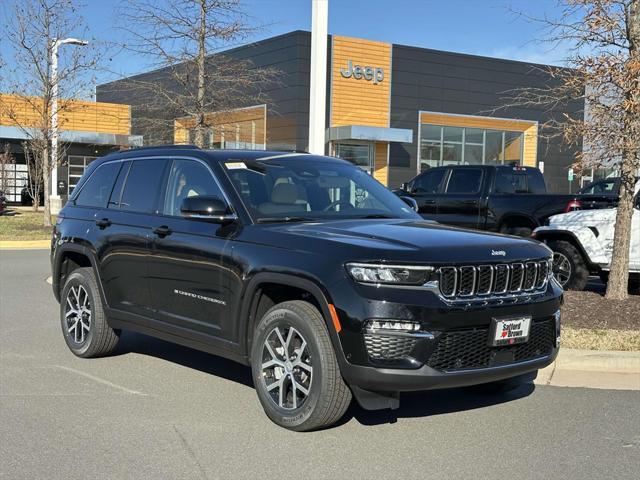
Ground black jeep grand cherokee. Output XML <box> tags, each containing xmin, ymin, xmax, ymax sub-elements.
<box><xmin>51</xmin><ymin>146</ymin><xmax>562</xmax><ymax>431</ymax></box>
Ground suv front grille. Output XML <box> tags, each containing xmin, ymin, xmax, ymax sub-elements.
<box><xmin>438</xmin><ymin>260</ymin><xmax>550</xmax><ymax>300</ymax></box>
<box><xmin>426</xmin><ymin>319</ymin><xmax>555</xmax><ymax>372</ymax></box>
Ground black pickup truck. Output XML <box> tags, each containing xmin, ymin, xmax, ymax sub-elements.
<box><xmin>395</xmin><ymin>165</ymin><xmax>577</xmax><ymax>236</ymax></box>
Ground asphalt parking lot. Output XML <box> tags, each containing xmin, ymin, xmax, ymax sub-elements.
<box><xmin>1</xmin><ymin>249</ymin><xmax>639</xmax><ymax>480</ymax></box>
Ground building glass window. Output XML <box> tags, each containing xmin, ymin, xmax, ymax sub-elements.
<box><xmin>419</xmin><ymin>124</ymin><xmax>524</xmax><ymax>171</ymax></box>
<box><xmin>68</xmin><ymin>155</ymin><xmax>97</xmax><ymax>194</ymax></box>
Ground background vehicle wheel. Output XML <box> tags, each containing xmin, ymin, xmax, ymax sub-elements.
<box><xmin>474</xmin><ymin>371</ymin><xmax>537</xmax><ymax>394</ymax></box>
<box><xmin>251</xmin><ymin>300</ymin><xmax>352</xmax><ymax>431</ymax></box>
<box><xmin>60</xmin><ymin>267</ymin><xmax>120</xmax><ymax>358</ymax></box>
<box><xmin>548</xmin><ymin>240</ymin><xmax>589</xmax><ymax>290</ymax></box>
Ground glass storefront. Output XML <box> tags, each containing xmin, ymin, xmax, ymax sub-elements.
<box><xmin>334</xmin><ymin>143</ymin><xmax>373</xmax><ymax>172</ymax></box>
<box><xmin>419</xmin><ymin>124</ymin><xmax>524</xmax><ymax>171</ymax></box>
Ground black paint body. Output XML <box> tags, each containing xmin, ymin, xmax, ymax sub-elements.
<box><xmin>52</xmin><ymin>147</ymin><xmax>562</xmax><ymax>393</ymax></box>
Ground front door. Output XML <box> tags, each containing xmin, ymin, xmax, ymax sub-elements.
<box><xmin>147</xmin><ymin>158</ymin><xmax>237</xmax><ymax>341</ymax></box>
<box><xmin>334</xmin><ymin>142</ymin><xmax>374</xmax><ymax>175</ymax></box>
<box><xmin>405</xmin><ymin>168</ymin><xmax>447</xmax><ymax>220</ymax></box>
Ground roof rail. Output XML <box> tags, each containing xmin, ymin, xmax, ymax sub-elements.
<box><xmin>131</xmin><ymin>144</ymin><xmax>200</xmax><ymax>151</ymax></box>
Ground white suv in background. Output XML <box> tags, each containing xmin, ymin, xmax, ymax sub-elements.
<box><xmin>533</xmin><ymin>181</ymin><xmax>640</xmax><ymax>290</ymax></box>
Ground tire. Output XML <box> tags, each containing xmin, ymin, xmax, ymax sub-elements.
<box><xmin>474</xmin><ymin>371</ymin><xmax>538</xmax><ymax>394</ymax></box>
<box><xmin>547</xmin><ymin>240</ymin><xmax>589</xmax><ymax>290</ymax></box>
<box><xmin>60</xmin><ymin>267</ymin><xmax>120</xmax><ymax>358</ymax></box>
<box><xmin>500</xmin><ymin>225</ymin><xmax>533</xmax><ymax>237</ymax></box>
<box><xmin>251</xmin><ymin>300</ymin><xmax>352</xmax><ymax>431</ymax></box>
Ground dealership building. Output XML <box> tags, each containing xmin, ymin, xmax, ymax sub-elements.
<box><xmin>97</xmin><ymin>31</ymin><xmax>583</xmax><ymax>193</ymax></box>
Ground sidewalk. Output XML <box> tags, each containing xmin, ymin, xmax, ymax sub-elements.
<box><xmin>0</xmin><ymin>240</ymin><xmax>50</xmax><ymax>249</ymax></box>
<box><xmin>535</xmin><ymin>348</ymin><xmax>640</xmax><ymax>391</ymax></box>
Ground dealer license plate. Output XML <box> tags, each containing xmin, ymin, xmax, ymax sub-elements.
<box><xmin>489</xmin><ymin>316</ymin><xmax>531</xmax><ymax>347</ymax></box>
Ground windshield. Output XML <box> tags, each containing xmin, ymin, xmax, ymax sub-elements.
<box><xmin>222</xmin><ymin>156</ymin><xmax>419</xmax><ymax>222</ymax></box>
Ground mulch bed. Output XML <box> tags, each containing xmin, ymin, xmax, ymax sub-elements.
<box><xmin>562</xmin><ymin>290</ymin><xmax>640</xmax><ymax>331</ymax></box>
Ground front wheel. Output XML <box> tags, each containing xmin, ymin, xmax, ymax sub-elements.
<box><xmin>251</xmin><ymin>300</ymin><xmax>352</xmax><ymax>431</ymax></box>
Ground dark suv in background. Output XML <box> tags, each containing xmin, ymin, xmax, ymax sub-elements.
<box><xmin>51</xmin><ymin>146</ymin><xmax>562</xmax><ymax>431</ymax></box>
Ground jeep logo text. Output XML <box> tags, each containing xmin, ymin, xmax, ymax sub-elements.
<box><xmin>340</xmin><ymin>60</ymin><xmax>384</xmax><ymax>84</ymax></box>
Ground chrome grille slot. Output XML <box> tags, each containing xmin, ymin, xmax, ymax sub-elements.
<box><xmin>458</xmin><ymin>266</ymin><xmax>477</xmax><ymax>296</ymax></box>
<box><xmin>437</xmin><ymin>259</ymin><xmax>550</xmax><ymax>302</ymax></box>
<box><xmin>509</xmin><ymin>263</ymin><xmax>524</xmax><ymax>292</ymax></box>
<box><xmin>476</xmin><ymin>265</ymin><xmax>493</xmax><ymax>295</ymax></box>
<box><xmin>523</xmin><ymin>262</ymin><xmax>538</xmax><ymax>290</ymax></box>
<box><xmin>494</xmin><ymin>264</ymin><xmax>509</xmax><ymax>293</ymax></box>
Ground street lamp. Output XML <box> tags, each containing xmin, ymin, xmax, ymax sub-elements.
<box><xmin>50</xmin><ymin>37</ymin><xmax>88</xmax><ymax>214</ymax></box>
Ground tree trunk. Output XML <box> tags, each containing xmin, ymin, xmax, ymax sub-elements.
<box><xmin>42</xmin><ymin>145</ymin><xmax>51</xmax><ymax>227</ymax></box>
<box><xmin>605</xmin><ymin>157</ymin><xmax>636</xmax><ymax>299</ymax></box>
<box><xmin>193</xmin><ymin>0</ymin><xmax>207</xmax><ymax>149</ymax></box>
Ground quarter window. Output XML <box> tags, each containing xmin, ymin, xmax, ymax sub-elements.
<box><xmin>74</xmin><ymin>162</ymin><xmax>122</xmax><ymax>208</ymax></box>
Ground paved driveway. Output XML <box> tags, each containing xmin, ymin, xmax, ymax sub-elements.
<box><xmin>1</xmin><ymin>250</ymin><xmax>638</xmax><ymax>479</ymax></box>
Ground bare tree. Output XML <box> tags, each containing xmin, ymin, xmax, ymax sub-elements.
<box><xmin>22</xmin><ymin>141</ymin><xmax>45</xmax><ymax>212</ymax></box>
<box><xmin>0</xmin><ymin>0</ymin><xmax>98</xmax><ymax>226</ymax></box>
<box><xmin>112</xmin><ymin>0</ymin><xmax>279</xmax><ymax>147</ymax></box>
<box><xmin>506</xmin><ymin>0</ymin><xmax>640</xmax><ymax>300</ymax></box>
<box><xmin>0</xmin><ymin>144</ymin><xmax>16</xmax><ymax>196</ymax></box>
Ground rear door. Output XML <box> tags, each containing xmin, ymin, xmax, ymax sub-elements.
<box><xmin>404</xmin><ymin>168</ymin><xmax>446</xmax><ymax>219</ymax></box>
<box><xmin>146</xmin><ymin>158</ymin><xmax>238</xmax><ymax>342</ymax></box>
<box><xmin>436</xmin><ymin>168</ymin><xmax>484</xmax><ymax>229</ymax></box>
<box><xmin>90</xmin><ymin>159</ymin><xmax>169</xmax><ymax>318</ymax></box>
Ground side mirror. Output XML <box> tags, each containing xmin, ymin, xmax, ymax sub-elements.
<box><xmin>401</xmin><ymin>182</ymin><xmax>409</xmax><ymax>192</ymax></box>
<box><xmin>400</xmin><ymin>196</ymin><xmax>419</xmax><ymax>212</ymax></box>
<box><xmin>180</xmin><ymin>195</ymin><xmax>237</xmax><ymax>223</ymax></box>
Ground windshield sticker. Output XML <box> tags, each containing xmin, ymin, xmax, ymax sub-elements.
<box><xmin>226</xmin><ymin>161</ymin><xmax>247</xmax><ymax>170</ymax></box>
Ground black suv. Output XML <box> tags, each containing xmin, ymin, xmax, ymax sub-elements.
<box><xmin>51</xmin><ymin>146</ymin><xmax>562</xmax><ymax>431</ymax></box>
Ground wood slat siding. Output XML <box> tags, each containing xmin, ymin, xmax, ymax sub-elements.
<box><xmin>374</xmin><ymin>142</ymin><xmax>388</xmax><ymax>184</ymax></box>
<box><xmin>174</xmin><ymin>106</ymin><xmax>266</xmax><ymax>145</ymax></box>
<box><xmin>0</xmin><ymin>94</ymin><xmax>131</xmax><ymax>135</ymax></box>
<box><xmin>420</xmin><ymin>112</ymin><xmax>538</xmax><ymax>167</ymax></box>
<box><xmin>330</xmin><ymin>36</ymin><xmax>391</xmax><ymax>128</ymax></box>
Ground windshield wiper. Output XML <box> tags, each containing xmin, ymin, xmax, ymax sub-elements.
<box><xmin>257</xmin><ymin>216</ymin><xmax>318</xmax><ymax>224</ymax></box>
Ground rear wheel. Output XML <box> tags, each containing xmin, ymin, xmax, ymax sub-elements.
<box><xmin>548</xmin><ymin>240</ymin><xmax>589</xmax><ymax>290</ymax></box>
<box><xmin>251</xmin><ymin>300</ymin><xmax>351</xmax><ymax>431</ymax></box>
<box><xmin>60</xmin><ymin>267</ymin><xmax>120</xmax><ymax>358</ymax></box>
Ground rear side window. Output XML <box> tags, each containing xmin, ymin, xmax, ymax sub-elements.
<box><xmin>527</xmin><ymin>170</ymin><xmax>546</xmax><ymax>193</ymax></box>
<box><xmin>494</xmin><ymin>169</ymin><xmax>546</xmax><ymax>194</ymax></box>
<box><xmin>445</xmin><ymin>169</ymin><xmax>483</xmax><ymax>194</ymax></box>
<box><xmin>120</xmin><ymin>159</ymin><xmax>168</xmax><ymax>213</ymax></box>
<box><xmin>74</xmin><ymin>162</ymin><xmax>121</xmax><ymax>208</ymax></box>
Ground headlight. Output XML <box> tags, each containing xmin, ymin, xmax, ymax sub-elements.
<box><xmin>345</xmin><ymin>262</ymin><xmax>434</xmax><ymax>285</ymax></box>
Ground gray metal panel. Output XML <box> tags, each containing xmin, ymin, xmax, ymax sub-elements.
<box><xmin>326</xmin><ymin>125</ymin><xmax>413</xmax><ymax>143</ymax></box>
<box><xmin>0</xmin><ymin>126</ymin><xmax>142</xmax><ymax>146</ymax></box>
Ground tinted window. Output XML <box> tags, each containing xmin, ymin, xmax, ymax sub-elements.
<box><xmin>107</xmin><ymin>161</ymin><xmax>130</xmax><ymax>209</ymax></box>
<box><xmin>413</xmin><ymin>169</ymin><xmax>446</xmax><ymax>194</ymax></box>
<box><xmin>163</xmin><ymin>159</ymin><xmax>225</xmax><ymax>216</ymax></box>
<box><xmin>120</xmin><ymin>159</ymin><xmax>168</xmax><ymax>213</ymax></box>
<box><xmin>446</xmin><ymin>169</ymin><xmax>483</xmax><ymax>194</ymax></box>
<box><xmin>527</xmin><ymin>170</ymin><xmax>546</xmax><ymax>193</ymax></box>
<box><xmin>580</xmin><ymin>179</ymin><xmax>617</xmax><ymax>195</ymax></box>
<box><xmin>75</xmin><ymin>162</ymin><xmax>121</xmax><ymax>208</ymax></box>
<box><xmin>495</xmin><ymin>172</ymin><xmax>527</xmax><ymax>194</ymax></box>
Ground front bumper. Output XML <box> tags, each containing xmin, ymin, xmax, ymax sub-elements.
<box><xmin>329</xmin><ymin>276</ymin><xmax>563</xmax><ymax>392</ymax></box>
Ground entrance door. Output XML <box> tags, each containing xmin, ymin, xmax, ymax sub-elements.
<box><xmin>334</xmin><ymin>142</ymin><xmax>373</xmax><ymax>175</ymax></box>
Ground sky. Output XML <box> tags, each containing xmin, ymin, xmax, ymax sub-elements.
<box><xmin>2</xmin><ymin>0</ymin><xmax>573</xmax><ymax>90</ymax></box>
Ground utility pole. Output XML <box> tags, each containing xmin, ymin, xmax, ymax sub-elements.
<box><xmin>308</xmin><ymin>0</ymin><xmax>328</xmax><ymax>155</ymax></box>
<box><xmin>50</xmin><ymin>37</ymin><xmax>88</xmax><ymax>214</ymax></box>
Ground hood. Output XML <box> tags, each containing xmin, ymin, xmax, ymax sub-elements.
<box><xmin>548</xmin><ymin>208</ymin><xmax>615</xmax><ymax>227</ymax></box>
<box><xmin>260</xmin><ymin>219</ymin><xmax>551</xmax><ymax>264</ymax></box>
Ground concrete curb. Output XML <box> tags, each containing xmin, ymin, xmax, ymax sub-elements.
<box><xmin>535</xmin><ymin>348</ymin><xmax>640</xmax><ymax>391</ymax></box>
<box><xmin>0</xmin><ymin>240</ymin><xmax>50</xmax><ymax>250</ymax></box>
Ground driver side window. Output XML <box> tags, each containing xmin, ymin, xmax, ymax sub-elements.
<box><xmin>163</xmin><ymin>159</ymin><xmax>224</xmax><ymax>216</ymax></box>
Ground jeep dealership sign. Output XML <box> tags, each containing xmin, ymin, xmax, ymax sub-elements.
<box><xmin>340</xmin><ymin>60</ymin><xmax>384</xmax><ymax>84</ymax></box>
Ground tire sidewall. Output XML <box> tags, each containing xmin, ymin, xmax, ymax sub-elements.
<box><xmin>551</xmin><ymin>241</ymin><xmax>587</xmax><ymax>290</ymax></box>
<box><xmin>251</xmin><ymin>305</ymin><xmax>325</xmax><ymax>430</ymax></box>
<box><xmin>60</xmin><ymin>270</ymin><xmax>97</xmax><ymax>356</ymax></box>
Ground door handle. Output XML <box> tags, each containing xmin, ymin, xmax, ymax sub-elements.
<box><xmin>424</xmin><ymin>199</ymin><xmax>436</xmax><ymax>204</ymax></box>
<box><xmin>153</xmin><ymin>225</ymin><xmax>172</xmax><ymax>237</ymax></box>
<box><xmin>95</xmin><ymin>218</ymin><xmax>111</xmax><ymax>229</ymax></box>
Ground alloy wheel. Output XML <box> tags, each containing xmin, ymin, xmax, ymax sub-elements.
<box><xmin>65</xmin><ymin>285</ymin><xmax>91</xmax><ymax>344</ymax></box>
<box><xmin>552</xmin><ymin>252</ymin><xmax>572</xmax><ymax>287</ymax></box>
<box><xmin>261</xmin><ymin>326</ymin><xmax>313</xmax><ymax>410</ymax></box>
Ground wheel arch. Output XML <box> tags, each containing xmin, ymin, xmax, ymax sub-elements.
<box><xmin>533</xmin><ymin>230</ymin><xmax>599</xmax><ymax>271</ymax></box>
<box><xmin>53</xmin><ymin>244</ymin><xmax>107</xmax><ymax>305</ymax></box>
<box><xmin>238</xmin><ymin>272</ymin><xmax>342</xmax><ymax>364</ymax></box>
<box><xmin>498</xmin><ymin>213</ymin><xmax>539</xmax><ymax>231</ymax></box>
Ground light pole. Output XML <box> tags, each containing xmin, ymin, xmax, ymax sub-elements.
<box><xmin>308</xmin><ymin>0</ymin><xmax>328</xmax><ymax>155</ymax></box>
<box><xmin>50</xmin><ymin>37</ymin><xmax>88</xmax><ymax>214</ymax></box>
